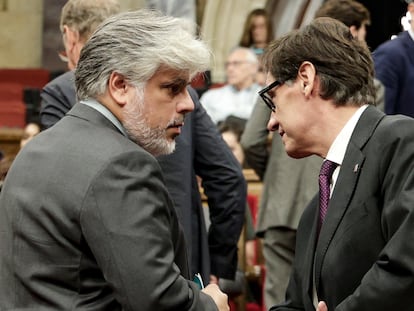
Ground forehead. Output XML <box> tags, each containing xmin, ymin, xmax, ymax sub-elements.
<box><xmin>252</xmin><ymin>15</ymin><xmax>266</xmax><ymax>26</ymax></box>
<box><xmin>151</xmin><ymin>67</ymin><xmax>190</xmax><ymax>83</ymax></box>
<box><xmin>228</xmin><ymin>50</ymin><xmax>248</xmax><ymax>61</ymax></box>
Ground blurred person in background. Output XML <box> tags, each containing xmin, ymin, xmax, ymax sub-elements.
<box><xmin>314</xmin><ymin>0</ymin><xmax>385</xmax><ymax>111</ymax></box>
<box><xmin>40</xmin><ymin>0</ymin><xmax>121</xmax><ymax>129</ymax></box>
<box><xmin>372</xmin><ymin>0</ymin><xmax>414</xmax><ymax>117</ymax></box>
<box><xmin>200</xmin><ymin>47</ymin><xmax>260</xmax><ymax>124</ymax></box>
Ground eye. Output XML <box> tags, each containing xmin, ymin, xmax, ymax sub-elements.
<box><xmin>169</xmin><ymin>84</ymin><xmax>182</xmax><ymax>96</ymax></box>
<box><xmin>268</xmin><ymin>90</ymin><xmax>276</xmax><ymax>99</ymax></box>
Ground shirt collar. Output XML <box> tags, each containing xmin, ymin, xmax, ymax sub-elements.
<box><xmin>80</xmin><ymin>99</ymin><xmax>128</xmax><ymax>137</ymax></box>
<box><xmin>326</xmin><ymin>105</ymin><xmax>368</xmax><ymax>166</ymax></box>
<box><xmin>408</xmin><ymin>27</ymin><xmax>414</xmax><ymax>41</ymax></box>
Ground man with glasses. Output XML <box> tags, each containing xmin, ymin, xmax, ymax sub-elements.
<box><xmin>261</xmin><ymin>17</ymin><xmax>414</xmax><ymax>311</ymax></box>
<box><xmin>241</xmin><ymin>66</ymin><xmax>321</xmax><ymax>309</ymax></box>
<box><xmin>200</xmin><ymin>47</ymin><xmax>260</xmax><ymax>124</ymax></box>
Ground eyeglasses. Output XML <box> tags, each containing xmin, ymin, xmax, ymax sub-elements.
<box><xmin>259</xmin><ymin>80</ymin><xmax>282</xmax><ymax>112</ymax></box>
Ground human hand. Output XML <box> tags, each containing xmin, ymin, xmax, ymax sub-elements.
<box><xmin>317</xmin><ymin>301</ymin><xmax>328</xmax><ymax>311</ymax></box>
<box><xmin>202</xmin><ymin>283</ymin><xmax>229</xmax><ymax>311</ymax></box>
<box><xmin>209</xmin><ymin>274</ymin><xmax>219</xmax><ymax>284</ymax></box>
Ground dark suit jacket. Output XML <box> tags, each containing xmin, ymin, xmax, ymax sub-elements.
<box><xmin>271</xmin><ymin>106</ymin><xmax>414</xmax><ymax>310</ymax></box>
<box><xmin>40</xmin><ymin>73</ymin><xmax>246</xmax><ymax>282</ymax></box>
<box><xmin>0</xmin><ymin>104</ymin><xmax>218</xmax><ymax>310</ymax></box>
<box><xmin>40</xmin><ymin>70</ymin><xmax>77</xmax><ymax>129</ymax></box>
<box><xmin>157</xmin><ymin>88</ymin><xmax>246</xmax><ymax>281</ymax></box>
<box><xmin>373</xmin><ymin>31</ymin><xmax>414</xmax><ymax>117</ymax></box>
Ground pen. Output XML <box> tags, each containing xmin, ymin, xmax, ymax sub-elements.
<box><xmin>193</xmin><ymin>273</ymin><xmax>204</xmax><ymax>289</ymax></box>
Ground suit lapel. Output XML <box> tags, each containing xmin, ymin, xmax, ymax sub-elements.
<box><xmin>314</xmin><ymin>106</ymin><xmax>385</xmax><ymax>291</ymax></box>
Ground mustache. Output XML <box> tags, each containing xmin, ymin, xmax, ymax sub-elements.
<box><xmin>166</xmin><ymin>114</ymin><xmax>186</xmax><ymax>128</ymax></box>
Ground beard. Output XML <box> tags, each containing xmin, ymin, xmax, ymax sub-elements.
<box><xmin>122</xmin><ymin>87</ymin><xmax>176</xmax><ymax>156</ymax></box>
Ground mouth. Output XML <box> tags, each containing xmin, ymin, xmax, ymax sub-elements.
<box><xmin>166</xmin><ymin>120</ymin><xmax>184</xmax><ymax>138</ymax></box>
<box><xmin>167</xmin><ymin>121</ymin><xmax>184</xmax><ymax>130</ymax></box>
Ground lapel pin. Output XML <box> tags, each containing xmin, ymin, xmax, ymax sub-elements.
<box><xmin>353</xmin><ymin>164</ymin><xmax>359</xmax><ymax>173</ymax></box>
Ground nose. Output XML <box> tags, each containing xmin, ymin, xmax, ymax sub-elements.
<box><xmin>177</xmin><ymin>89</ymin><xmax>195</xmax><ymax>114</ymax></box>
<box><xmin>267</xmin><ymin>112</ymin><xmax>279</xmax><ymax>132</ymax></box>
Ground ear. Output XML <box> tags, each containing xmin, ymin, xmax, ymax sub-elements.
<box><xmin>349</xmin><ymin>25</ymin><xmax>358</xmax><ymax>39</ymax></box>
<box><xmin>297</xmin><ymin>61</ymin><xmax>316</xmax><ymax>97</ymax></box>
<box><xmin>63</xmin><ymin>25</ymin><xmax>79</xmax><ymax>50</ymax></box>
<box><xmin>63</xmin><ymin>25</ymin><xmax>81</xmax><ymax>69</ymax></box>
<box><xmin>108</xmin><ymin>72</ymin><xmax>129</xmax><ymax>107</ymax></box>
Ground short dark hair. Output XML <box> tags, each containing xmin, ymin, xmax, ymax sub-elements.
<box><xmin>314</xmin><ymin>0</ymin><xmax>371</xmax><ymax>29</ymax></box>
<box><xmin>262</xmin><ymin>17</ymin><xmax>375</xmax><ymax>106</ymax></box>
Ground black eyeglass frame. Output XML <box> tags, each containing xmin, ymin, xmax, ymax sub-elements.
<box><xmin>259</xmin><ymin>80</ymin><xmax>282</xmax><ymax>112</ymax></box>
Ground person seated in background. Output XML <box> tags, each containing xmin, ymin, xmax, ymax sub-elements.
<box><xmin>239</xmin><ymin>8</ymin><xmax>274</xmax><ymax>87</ymax></box>
<box><xmin>0</xmin><ymin>121</ymin><xmax>41</xmax><ymax>191</ymax></box>
<box><xmin>239</xmin><ymin>8</ymin><xmax>274</xmax><ymax>56</ymax></box>
<box><xmin>40</xmin><ymin>0</ymin><xmax>120</xmax><ymax>129</ymax></box>
<box><xmin>218</xmin><ymin>116</ymin><xmax>248</xmax><ymax>169</ymax></box>
<box><xmin>200</xmin><ymin>47</ymin><xmax>260</xmax><ymax>124</ymax></box>
<box><xmin>314</xmin><ymin>0</ymin><xmax>385</xmax><ymax>111</ymax></box>
<box><xmin>20</xmin><ymin>121</ymin><xmax>41</xmax><ymax>149</ymax></box>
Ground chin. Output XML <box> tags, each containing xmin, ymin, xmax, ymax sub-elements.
<box><xmin>154</xmin><ymin>140</ymin><xmax>176</xmax><ymax>156</ymax></box>
<box><xmin>285</xmin><ymin>147</ymin><xmax>311</xmax><ymax>159</ymax></box>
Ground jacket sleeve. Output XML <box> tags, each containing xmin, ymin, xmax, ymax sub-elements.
<box><xmin>81</xmin><ymin>150</ymin><xmax>218</xmax><ymax>311</ymax></box>
<box><xmin>190</xmin><ymin>87</ymin><xmax>247</xmax><ymax>279</ymax></box>
<box><xmin>240</xmin><ymin>97</ymin><xmax>271</xmax><ymax>180</ymax></box>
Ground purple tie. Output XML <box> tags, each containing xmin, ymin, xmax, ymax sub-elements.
<box><xmin>318</xmin><ymin>160</ymin><xmax>338</xmax><ymax>233</ymax></box>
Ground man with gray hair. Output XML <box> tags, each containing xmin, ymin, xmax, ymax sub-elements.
<box><xmin>40</xmin><ymin>0</ymin><xmax>121</xmax><ymax>129</ymax></box>
<box><xmin>0</xmin><ymin>9</ymin><xmax>229</xmax><ymax>311</ymax></box>
<box><xmin>200</xmin><ymin>46</ymin><xmax>260</xmax><ymax>124</ymax></box>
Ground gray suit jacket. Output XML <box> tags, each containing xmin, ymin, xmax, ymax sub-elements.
<box><xmin>271</xmin><ymin>106</ymin><xmax>414</xmax><ymax>310</ymax></box>
<box><xmin>0</xmin><ymin>104</ymin><xmax>218</xmax><ymax>310</ymax></box>
<box><xmin>40</xmin><ymin>73</ymin><xmax>246</xmax><ymax>283</ymax></box>
<box><xmin>241</xmin><ymin>98</ymin><xmax>322</xmax><ymax>235</ymax></box>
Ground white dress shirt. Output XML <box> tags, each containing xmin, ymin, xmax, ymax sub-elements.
<box><xmin>200</xmin><ymin>84</ymin><xmax>260</xmax><ymax>124</ymax></box>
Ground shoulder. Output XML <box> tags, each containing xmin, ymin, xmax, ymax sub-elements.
<box><xmin>43</xmin><ymin>71</ymin><xmax>75</xmax><ymax>91</ymax></box>
<box><xmin>373</xmin><ymin>33</ymin><xmax>409</xmax><ymax>59</ymax></box>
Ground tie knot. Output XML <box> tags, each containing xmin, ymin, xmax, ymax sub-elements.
<box><xmin>320</xmin><ymin>160</ymin><xmax>337</xmax><ymax>178</ymax></box>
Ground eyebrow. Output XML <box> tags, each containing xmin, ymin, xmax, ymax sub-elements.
<box><xmin>160</xmin><ymin>78</ymin><xmax>189</xmax><ymax>89</ymax></box>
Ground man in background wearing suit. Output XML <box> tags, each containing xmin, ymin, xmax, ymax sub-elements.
<box><xmin>40</xmin><ymin>0</ymin><xmax>246</xmax><ymax>287</ymax></box>
<box><xmin>40</xmin><ymin>0</ymin><xmax>120</xmax><ymax>128</ymax></box>
<box><xmin>261</xmin><ymin>17</ymin><xmax>414</xmax><ymax>311</ymax></box>
<box><xmin>0</xmin><ymin>10</ymin><xmax>229</xmax><ymax>310</ymax></box>
<box><xmin>373</xmin><ymin>0</ymin><xmax>414</xmax><ymax>117</ymax></box>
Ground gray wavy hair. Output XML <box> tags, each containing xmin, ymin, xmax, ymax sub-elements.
<box><xmin>75</xmin><ymin>9</ymin><xmax>211</xmax><ymax>100</ymax></box>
